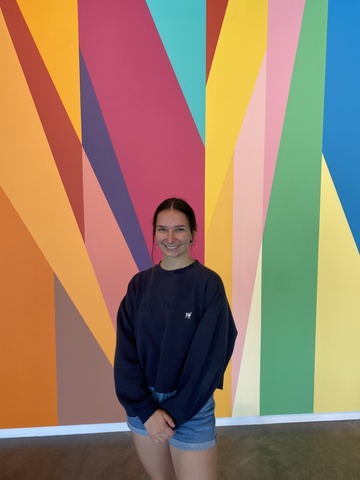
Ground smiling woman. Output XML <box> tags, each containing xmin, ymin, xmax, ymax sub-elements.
<box><xmin>114</xmin><ymin>197</ymin><xmax>237</xmax><ymax>480</ymax></box>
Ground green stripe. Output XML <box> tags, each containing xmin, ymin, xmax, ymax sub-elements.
<box><xmin>260</xmin><ymin>0</ymin><xmax>328</xmax><ymax>415</ymax></box>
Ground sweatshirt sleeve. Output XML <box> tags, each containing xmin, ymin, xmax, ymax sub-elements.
<box><xmin>113</xmin><ymin>280</ymin><xmax>159</xmax><ymax>424</ymax></box>
<box><xmin>159</xmin><ymin>282</ymin><xmax>237</xmax><ymax>429</ymax></box>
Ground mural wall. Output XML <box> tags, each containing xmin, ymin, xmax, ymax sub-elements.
<box><xmin>0</xmin><ymin>0</ymin><xmax>359</xmax><ymax>430</ymax></box>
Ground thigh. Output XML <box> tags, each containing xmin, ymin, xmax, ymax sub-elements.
<box><xmin>132</xmin><ymin>432</ymin><xmax>177</xmax><ymax>480</ymax></box>
<box><xmin>170</xmin><ymin>444</ymin><xmax>217</xmax><ymax>480</ymax></box>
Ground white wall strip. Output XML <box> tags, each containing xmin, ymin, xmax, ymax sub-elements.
<box><xmin>1</xmin><ymin>412</ymin><xmax>359</xmax><ymax>439</ymax></box>
<box><xmin>215</xmin><ymin>411</ymin><xmax>360</xmax><ymax>426</ymax></box>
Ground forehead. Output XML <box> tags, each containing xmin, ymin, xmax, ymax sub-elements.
<box><xmin>156</xmin><ymin>209</ymin><xmax>189</xmax><ymax>226</ymax></box>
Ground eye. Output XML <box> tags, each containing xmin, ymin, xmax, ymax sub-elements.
<box><xmin>156</xmin><ymin>226</ymin><xmax>167</xmax><ymax>232</ymax></box>
<box><xmin>176</xmin><ymin>227</ymin><xmax>186</xmax><ymax>232</ymax></box>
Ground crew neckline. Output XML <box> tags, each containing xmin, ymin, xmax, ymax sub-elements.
<box><xmin>157</xmin><ymin>259</ymin><xmax>198</xmax><ymax>274</ymax></box>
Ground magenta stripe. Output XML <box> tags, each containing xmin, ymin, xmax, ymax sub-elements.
<box><xmin>78</xmin><ymin>0</ymin><xmax>204</xmax><ymax>261</ymax></box>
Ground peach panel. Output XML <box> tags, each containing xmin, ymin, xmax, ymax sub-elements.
<box><xmin>0</xmin><ymin>188</ymin><xmax>57</xmax><ymax>428</ymax></box>
<box><xmin>82</xmin><ymin>151</ymin><xmax>138</xmax><ymax>328</ymax></box>
<box><xmin>231</xmin><ymin>54</ymin><xmax>266</xmax><ymax>401</ymax></box>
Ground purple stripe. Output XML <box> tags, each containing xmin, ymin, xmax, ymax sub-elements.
<box><xmin>80</xmin><ymin>52</ymin><xmax>151</xmax><ymax>271</ymax></box>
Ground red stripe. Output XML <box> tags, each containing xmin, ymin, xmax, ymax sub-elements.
<box><xmin>206</xmin><ymin>0</ymin><xmax>229</xmax><ymax>80</ymax></box>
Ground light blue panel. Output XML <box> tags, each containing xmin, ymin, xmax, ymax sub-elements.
<box><xmin>146</xmin><ymin>1</ymin><xmax>205</xmax><ymax>143</ymax></box>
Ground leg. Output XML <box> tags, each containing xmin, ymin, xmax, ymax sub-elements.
<box><xmin>170</xmin><ymin>444</ymin><xmax>217</xmax><ymax>480</ymax></box>
<box><xmin>132</xmin><ymin>432</ymin><xmax>177</xmax><ymax>480</ymax></box>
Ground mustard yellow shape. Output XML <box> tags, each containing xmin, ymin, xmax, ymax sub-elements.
<box><xmin>17</xmin><ymin>0</ymin><xmax>81</xmax><ymax>138</ymax></box>
<box><xmin>205</xmin><ymin>0</ymin><xmax>267</xmax><ymax>232</ymax></box>
<box><xmin>314</xmin><ymin>157</ymin><xmax>360</xmax><ymax>412</ymax></box>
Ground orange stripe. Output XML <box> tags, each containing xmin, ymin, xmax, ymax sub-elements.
<box><xmin>0</xmin><ymin>188</ymin><xmax>58</xmax><ymax>428</ymax></box>
<box><xmin>207</xmin><ymin>158</ymin><xmax>234</xmax><ymax>416</ymax></box>
<box><xmin>206</xmin><ymin>0</ymin><xmax>229</xmax><ymax>80</ymax></box>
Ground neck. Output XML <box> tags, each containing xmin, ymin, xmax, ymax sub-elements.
<box><xmin>160</xmin><ymin>256</ymin><xmax>194</xmax><ymax>271</ymax></box>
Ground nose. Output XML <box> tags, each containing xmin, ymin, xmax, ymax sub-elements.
<box><xmin>167</xmin><ymin>230</ymin><xmax>175</xmax><ymax>243</ymax></box>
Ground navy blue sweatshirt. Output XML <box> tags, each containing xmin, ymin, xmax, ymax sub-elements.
<box><xmin>114</xmin><ymin>260</ymin><xmax>237</xmax><ymax>429</ymax></box>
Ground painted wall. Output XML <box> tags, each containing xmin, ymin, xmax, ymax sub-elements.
<box><xmin>0</xmin><ymin>0</ymin><xmax>359</xmax><ymax>430</ymax></box>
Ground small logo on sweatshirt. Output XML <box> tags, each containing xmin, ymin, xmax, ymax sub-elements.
<box><xmin>185</xmin><ymin>312</ymin><xmax>192</xmax><ymax>319</ymax></box>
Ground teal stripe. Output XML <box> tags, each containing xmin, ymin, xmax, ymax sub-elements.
<box><xmin>260</xmin><ymin>0</ymin><xmax>328</xmax><ymax>415</ymax></box>
<box><xmin>146</xmin><ymin>1</ymin><xmax>206</xmax><ymax>143</ymax></box>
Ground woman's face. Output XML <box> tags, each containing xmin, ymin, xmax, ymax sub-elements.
<box><xmin>155</xmin><ymin>209</ymin><xmax>193</xmax><ymax>263</ymax></box>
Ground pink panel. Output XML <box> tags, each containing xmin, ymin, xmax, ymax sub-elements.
<box><xmin>232</xmin><ymin>55</ymin><xmax>266</xmax><ymax>399</ymax></box>
<box><xmin>263</xmin><ymin>0</ymin><xmax>306</xmax><ymax>224</ymax></box>
<box><xmin>78</xmin><ymin>0</ymin><xmax>205</xmax><ymax>262</ymax></box>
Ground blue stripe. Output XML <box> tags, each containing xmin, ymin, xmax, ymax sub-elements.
<box><xmin>146</xmin><ymin>0</ymin><xmax>206</xmax><ymax>143</ymax></box>
<box><xmin>323</xmin><ymin>1</ymin><xmax>360</xmax><ymax>252</ymax></box>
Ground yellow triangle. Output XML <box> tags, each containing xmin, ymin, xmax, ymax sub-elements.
<box><xmin>314</xmin><ymin>157</ymin><xmax>360</xmax><ymax>411</ymax></box>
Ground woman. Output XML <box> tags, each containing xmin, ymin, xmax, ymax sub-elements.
<box><xmin>114</xmin><ymin>197</ymin><xmax>237</xmax><ymax>479</ymax></box>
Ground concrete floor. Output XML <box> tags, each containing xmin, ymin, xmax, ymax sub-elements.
<box><xmin>0</xmin><ymin>420</ymin><xmax>359</xmax><ymax>479</ymax></box>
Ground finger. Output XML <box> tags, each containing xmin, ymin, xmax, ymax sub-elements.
<box><xmin>162</xmin><ymin>412</ymin><xmax>175</xmax><ymax>428</ymax></box>
<box><xmin>157</xmin><ymin>428</ymin><xmax>172</xmax><ymax>439</ymax></box>
<box><xmin>164</xmin><ymin>425</ymin><xmax>175</xmax><ymax>438</ymax></box>
<box><xmin>161</xmin><ymin>431</ymin><xmax>173</xmax><ymax>441</ymax></box>
<box><xmin>154</xmin><ymin>435</ymin><xmax>166</xmax><ymax>443</ymax></box>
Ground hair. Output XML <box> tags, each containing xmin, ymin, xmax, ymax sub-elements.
<box><xmin>151</xmin><ymin>197</ymin><xmax>197</xmax><ymax>262</ymax></box>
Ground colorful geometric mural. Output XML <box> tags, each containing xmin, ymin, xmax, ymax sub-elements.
<box><xmin>0</xmin><ymin>0</ymin><xmax>359</xmax><ymax>430</ymax></box>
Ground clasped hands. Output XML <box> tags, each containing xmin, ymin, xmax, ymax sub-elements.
<box><xmin>144</xmin><ymin>409</ymin><xmax>175</xmax><ymax>444</ymax></box>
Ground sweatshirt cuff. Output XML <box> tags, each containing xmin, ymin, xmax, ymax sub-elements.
<box><xmin>159</xmin><ymin>400</ymin><xmax>179</xmax><ymax>429</ymax></box>
<box><xmin>136</xmin><ymin>399</ymin><xmax>159</xmax><ymax>425</ymax></box>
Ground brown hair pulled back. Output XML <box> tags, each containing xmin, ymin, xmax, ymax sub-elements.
<box><xmin>151</xmin><ymin>198</ymin><xmax>197</xmax><ymax>262</ymax></box>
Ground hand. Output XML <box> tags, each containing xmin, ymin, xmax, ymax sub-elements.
<box><xmin>144</xmin><ymin>409</ymin><xmax>175</xmax><ymax>444</ymax></box>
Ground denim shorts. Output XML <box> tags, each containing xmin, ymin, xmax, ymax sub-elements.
<box><xmin>127</xmin><ymin>390</ymin><xmax>216</xmax><ymax>451</ymax></box>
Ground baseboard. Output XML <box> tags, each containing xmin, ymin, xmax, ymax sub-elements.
<box><xmin>1</xmin><ymin>411</ymin><xmax>359</xmax><ymax>439</ymax></box>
